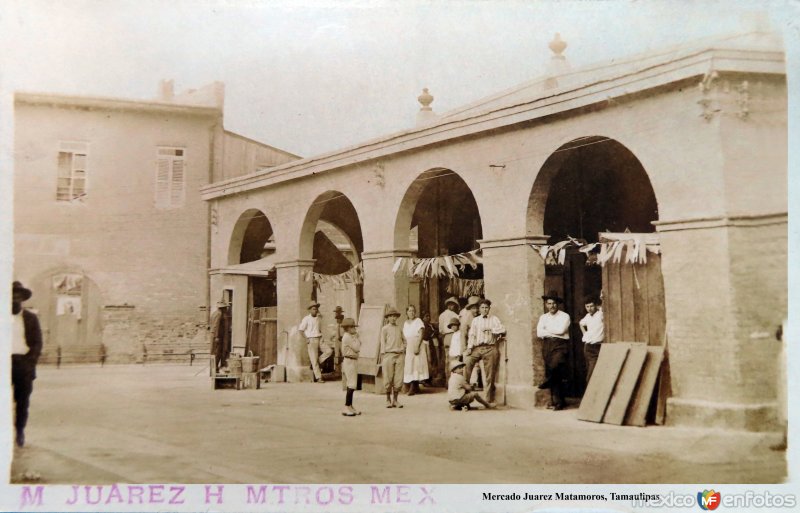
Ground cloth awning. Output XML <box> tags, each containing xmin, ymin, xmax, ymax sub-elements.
<box><xmin>211</xmin><ymin>255</ymin><xmax>278</xmax><ymax>277</ymax></box>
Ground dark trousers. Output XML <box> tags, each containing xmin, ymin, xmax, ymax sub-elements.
<box><xmin>12</xmin><ymin>356</ymin><xmax>35</xmax><ymax>432</ymax></box>
<box><xmin>584</xmin><ymin>343</ymin><xmax>602</xmax><ymax>385</ymax></box>
<box><xmin>542</xmin><ymin>338</ymin><xmax>569</xmax><ymax>408</ymax></box>
<box><xmin>464</xmin><ymin>345</ymin><xmax>498</xmax><ymax>403</ymax></box>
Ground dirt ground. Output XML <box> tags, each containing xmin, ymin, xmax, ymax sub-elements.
<box><xmin>9</xmin><ymin>364</ymin><xmax>786</xmax><ymax>484</ymax></box>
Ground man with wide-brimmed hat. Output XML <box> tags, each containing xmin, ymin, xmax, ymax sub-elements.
<box><xmin>330</xmin><ymin>306</ymin><xmax>345</xmax><ymax>373</ymax></box>
<box><xmin>536</xmin><ymin>290</ymin><xmax>571</xmax><ymax>411</ymax></box>
<box><xmin>464</xmin><ymin>299</ymin><xmax>506</xmax><ymax>405</ymax></box>
<box><xmin>459</xmin><ymin>296</ymin><xmax>483</xmax><ymax>387</ymax></box>
<box><xmin>209</xmin><ymin>299</ymin><xmax>231</xmax><ymax>371</ymax></box>
<box><xmin>298</xmin><ymin>300</ymin><xmax>333</xmax><ymax>382</ymax></box>
<box><xmin>11</xmin><ymin>281</ymin><xmax>42</xmax><ymax>447</ymax></box>
<box><xmin>379</xmin><ymin>307</ymin><xmax>406</xmax><ymax>408</ymax></box>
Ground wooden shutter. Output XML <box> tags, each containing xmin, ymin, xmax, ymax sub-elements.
<box><xmin>155</xmin><ymin>157</ymin><xmax>171</xmax><ymax>208</ymax></box>
<box><xmin>57</xmin><ymin>142</ymin><xmax>89</xmax><ymax>201</ymax></box>
<box><xmin>170</xmin><ymin>157</ymin><xmax>185</xmax><ymax>206</ymax></box>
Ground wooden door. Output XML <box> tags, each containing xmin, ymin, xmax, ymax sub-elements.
<box><xmin>247</xmin><ymin>306</ymin><xmax>278</xmax><ymax>367</ymax></box>
<box><xmin>602</xmin><ymin>252</ymin><xmax>665</xmax><ymax>346</ymax></box>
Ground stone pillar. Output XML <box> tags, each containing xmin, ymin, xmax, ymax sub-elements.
<box><xmin>275</xmin><ymin>259</ymin><xmax>315</xmax><ymax>382</ymax></box>
<box><xmin>361</xmin><ymin>250</ymin><xmax>413</xmax><ymax>311</ymax></box>
<box><xmin>656</xmin><ymin>216</ymin><xmax>783</xmax><ymax>431</ymax></box>
<box><xmin>479</xmin><ymin>236</ymin><xmax>547</xmax><ymax>408</ymax></box>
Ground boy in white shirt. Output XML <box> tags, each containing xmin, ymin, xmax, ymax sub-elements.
<box><xmin>579</xmin><ymin>295</ymin><xmax>604</xmax><ymax>384</ymax></box>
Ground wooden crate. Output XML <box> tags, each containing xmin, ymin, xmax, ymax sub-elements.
<box><xmin>241</xmin><ymin>372</ymin><xmax>261</xmax><ymax>390</ymax></box>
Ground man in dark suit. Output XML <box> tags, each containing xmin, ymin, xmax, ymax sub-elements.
<box><xmin>11</xmin><ymin>281</ymin><xmax>42</xmax><ymax>447</ymax></box>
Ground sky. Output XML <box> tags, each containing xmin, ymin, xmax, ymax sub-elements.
<box><xmin>0</xmin><ymin>0</ymin><xmax>796</xmax><ymax>157</ymax></box>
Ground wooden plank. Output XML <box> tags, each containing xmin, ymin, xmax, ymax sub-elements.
<box><xmin>577</xmin><ymin>343</ymin><xmax>629</xmax><ymax>422</ymax></box>
<box><xmin>603</xmin><ymin>344</ymin><xmax>647</xmax><ymax>425</ymax></box>
<box><xmin>620</xmin><ymin>265</ymin><xmax>636</xmax><ymax>342</ymax></box>
<box><xmin>624</xmin><ymin>346</ymin><xmax>665</xmax><ymax>426</ymax></box>
<box><xmin>632</xmin><ymin>262</ymin><xmax>650</xmax><ymax>345</ymax></box>
<box><xmin>355</xmin><ymin>304</ymin><xmax>387</xmax><ymax>375</ymax></box>
<box><xmin>646</xmin><ymin>253</ymin><xmax>666</xmax><ymax>346</ymax></box>
<box><xmin>654</xmin><ymin>349</ymin><xmax>671</xmax><ymax>424</ymax></box>
<box><xmin>607</xmin><ymin>262</ymin><xmax>623</xmax><ymax>343</ymax></box>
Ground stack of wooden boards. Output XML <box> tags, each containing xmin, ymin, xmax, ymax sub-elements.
<box><xmin>577</xmin><ymin>342</ymin><xmax>667</xmax><ymax>426</ymax></box>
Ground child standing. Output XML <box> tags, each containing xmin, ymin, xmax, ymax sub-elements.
<box><xmin>340</xmin><ymin>318</ymin><xmax>361</xmax><ymax>416</ymax></box>
<box><xmin>379</xmin><ymin>307</ymin><xmax>406</xmax><ymax>408</ymax></box>
<box><xmin>447</xmin><ymin>361</ymin><xmax>494</xmax><ymax>411</ymax></box>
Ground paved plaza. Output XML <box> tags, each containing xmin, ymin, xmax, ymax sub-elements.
<box><xmin>10</xmin><ymin>364</ymin><xmax>786</xmax><ymax>484</ymax></box>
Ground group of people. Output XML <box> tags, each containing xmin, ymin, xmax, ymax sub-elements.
<box><xmin>537</xmin><ymin>290</ymin><xmax>604</xmax><ymax>410</ymax></box>
<box><xmin>213</xmin><ymin>286</ymin><xmax>603</xmax><ymax>417</ymax></box>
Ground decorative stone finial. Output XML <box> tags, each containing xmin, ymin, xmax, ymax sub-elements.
<box><xmin>549</xmin><ymin>33</ymin><xmax>567</xmax><ymax>59</ymax></box>
<box><xmin>418</xmin><ymin>88</ymin><xmax>434</xmax><ymax>111</ymax></box>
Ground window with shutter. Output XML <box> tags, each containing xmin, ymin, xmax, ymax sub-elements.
<box><xmin>156</xmin><ymin>147</ymin><xmax>186</xmax><ymax>209</ymax></box>
<box><xmin>56</xmin><ymin>142</ymin><xmax>89</xmax><ymax>202</ymax></box>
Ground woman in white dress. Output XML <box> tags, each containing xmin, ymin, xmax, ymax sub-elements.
<box><xmin>402</xmin><ymin>305</ymin><xmax>428</xmax><ymax>395</ymax></box>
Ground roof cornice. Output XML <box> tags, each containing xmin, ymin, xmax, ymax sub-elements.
<box><xmin>201</xmin><ymin>45</ymin><xmax>784</xmax><ymax>201</ymax></box>
<box><xmin>15</xmin><ymin>92</ymin><xmax>222</xmax><ymax>117</ymax></box>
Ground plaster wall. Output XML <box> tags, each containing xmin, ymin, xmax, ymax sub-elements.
<box><xmin>14</xmin><ymin>101</ymin><xmax>217</xmax><ymax>358</ymax></box>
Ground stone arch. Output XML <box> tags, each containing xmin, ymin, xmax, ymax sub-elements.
<box><xmin>394</xmin><ymin>168</ymin><xmax>484</xmax><ymax>255</ymax></box>
<box><xmin>394</xmin><ymin>167</ymin><xmax>484</xmax><ymax>318</ymax></box>
<box><xmin>227</xmin><ymin>208</ymin><xmax>275</xmax><ymax>265</ymax></box>
<box><xmin>527</xmin><ymin>136</ymin><xmax>659</xmax><ymax>237</ymax></box>
<box><xmin>28</xmin><ymin>266</ymin><xmax>105</xmax><ymax>358</ymax></box>
<box><xmin>299</xmin><ymin>191</ymin><xmax>364</xmax><ymax>263</ymax></box>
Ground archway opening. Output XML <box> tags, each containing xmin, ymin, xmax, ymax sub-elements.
<box><xmin>395</xmin><ymin>168</ymin><xmax>483</xmax><ymax>321</ymax></box>
<box><xmin>300</xmin><ymin>190</ymin><xmax>364</xmax><ymax>326</ymax></box>
<box><xmin>529</xmin><ymin>136</ymin><xmax>660</xmax><ymax>396</ymax></box>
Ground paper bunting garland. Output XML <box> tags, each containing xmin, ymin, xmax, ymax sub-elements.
<box><xmin>303</xmin><ymin>262</ymin><xmax>364</xmax><ymax>289</ymax></box>
<box><xmin>447</xmin><ymin>277</ymin><xmax>485</xmax><ymax>297</ymax></box>
<box><xmin>532</xmin><ymin>234</ymin><xmax>660</xmax><ymax>267</ymax></box>
<box><xmin>392</xmin><ymin>250</ymin><xmax>483</xmax><ymax>279</ymax></box>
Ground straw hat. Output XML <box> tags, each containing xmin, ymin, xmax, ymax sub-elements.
<box><xmin>384</xmin><ymin>307</ymin><xmax>401</xmax><ymax>318</ymax></box>
<box><xmin>307</xmin><ymin>300</ymin><xmax>321</xmax><ymax>310</ymax></box>
<box><xmin>466</xmin><ymin>296</ymin><xmax>481</xmax><ymax>308</ymax></box>
<box><xmin>341</xmin><ymin>318</ymin><xmax>357</xmax><ymax>328</ymax></box>
<box><xmin>444</xmin><ymin>296</ymin><xmax>460</xmax><ymax>308</ymax></box>
<box><xmin>450</xmin><ymin>361</ymin><xmax>466</xmax><ymax>372</ymax></box>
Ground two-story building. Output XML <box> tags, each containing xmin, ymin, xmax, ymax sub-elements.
<box><xmin>13</xmin><ymin>81</ymin><xmax>298</xmax><ymax>363</ymax></box>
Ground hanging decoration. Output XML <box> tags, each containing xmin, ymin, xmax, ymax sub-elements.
<box><xmin>392</xmin><ymin>250</ymin><xmax>482</xmax><ymax>279</ymax></box>
<box><xmin>52</xmin><ymin>273</ymin><xmax>83</xmax><ymax>294</ymax></box>
<box><xmin>447</xmin><ymin>277</ymin><xmax>485</xmax><ymax>297</ymax></box>
<box><xmin>531</xmin><ymin>233</ymin><xmax>660</xmax><ymax>267</ymax></box>
<box><xmin>303</xmin><ymin>262</ymin><xmax>364</xmax><ymax>289</ymax></box>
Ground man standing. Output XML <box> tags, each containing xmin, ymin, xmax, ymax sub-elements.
<box><xmin>459</xmin><ymin>296</ymin><xmax>482</xmax><ymax>386</ymax></box>
<box><xmin>464</xmin><ymin>299</ymin><xmax>506</xmax><ymax>405</ymax></box>
<box><xmin>578</xmin><ymin>295</ymin><xmax>604</xmax><ymax>385</ymax></box>
<box><xmin>330</xmin><ymin>306</ymin><xmax>345</xmax><ymax>373</ymax></box>
<box><xmin>209</xmin><ymin>300</ymin><xmax>230</xmax><ymax>371</ymax></box>
<box><xmin>536</xmin><ymin>290</ymin><xmax>571</xmax><ymax>411</ymax></box>
<box><xmin>11</xmin><ymin>281</ymin><xmax>42</xmax><ymax>447</ymax></box>
<box><xmin>299</xmin><ymin>301</ymin><xmax>332</xmax><ymax>383</ymax></box>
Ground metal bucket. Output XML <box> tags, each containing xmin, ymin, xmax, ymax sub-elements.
<box><xmin>228</xmin><ymin>354</ymin><xmax>243</xmax><ymax>377</ymax></box>
<box><xmin>242</xmin><ymin>350</ymin><xmax>259</xmax><ymax>373</ymax></box>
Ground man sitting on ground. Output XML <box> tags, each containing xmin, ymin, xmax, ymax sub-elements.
<box><xmin>447</xmin><ymin>361</ymin><xmax>494</xmax><ymax>411</ymax></box>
